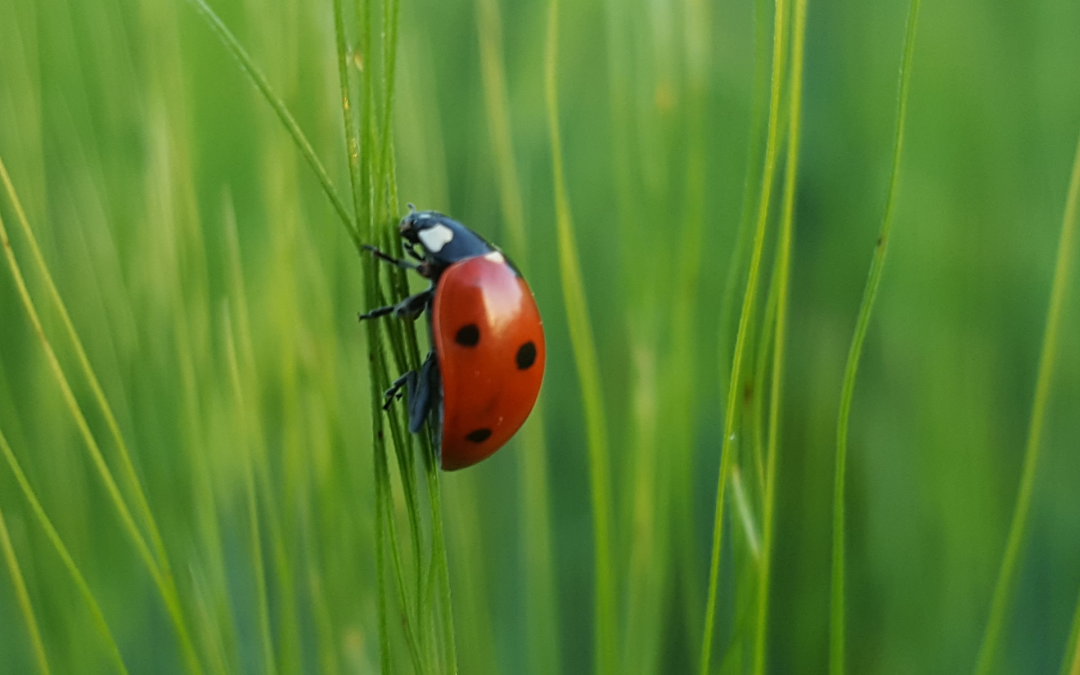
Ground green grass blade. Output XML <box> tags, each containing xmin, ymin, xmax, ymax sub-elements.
<box><xmin>753</xmin><ymin>0</ymin><xmax>808</xmax><ymax>671</ymax></box>
<box><xmin>0</xmin><ymin>191</ymin><xmax>203</xmax><ymax>675</ymax></box>
<box><xmin>0</xmin><ymin>427</ymin><xmax>130</xmax><ymax>675</ymax></box>
<box><xmin>1062</xmin><ymin>583</ymin><xmax>1080</xmax><ymax>675</ymax></box>
<box><xmin>830</xmin><ymin>2</ymin><xmax>921</xmax><ymax>673</ymax></box>
<box><xmin>974</xmin><ymin>126</ymin><xmax>1080</xmax><ymax>675</ymax></box>
<box><xmin>0</xmin><ymin>156</ymin><xmax>175</xmax><ymax>581</ymax></box>
<box><xmin>545</xmin><ymin>0</ymin><xmax>617</xmax><ymax>672</ymax></box>
<box><xmin>718</xmin><ymin>0</ymin><xmax>773</xmax><ymax>401</ymax></box>
<box><xmin>0</xmin><ymin>490</ymin><xmax>51</xmax><ymax>674</ymax></box>
<box><xmin>222</xmin><ymin>311</ymin><xmax>278</xmax><ymax>675</ymax></box>
<box><xmin>183</xmin><ymin>0</ymin><xmax>358</xmax><ymax>248</ymax></box>
<box><xmin>700</xmin><ymin>0</ymin><xmax>788</xmax><ymax>670</ymax></box>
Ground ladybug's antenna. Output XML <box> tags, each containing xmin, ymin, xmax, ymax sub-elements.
<box><xmin>407</xmin><ymin>203</ymin><xmax>417</xmax><ymax>214</ymax></box>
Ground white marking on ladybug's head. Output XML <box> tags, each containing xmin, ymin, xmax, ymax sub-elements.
<box><xmin>484</xmin><ymin>251</ymin><xmax>505</xmax><ymax>265</ymax></box>
<box><xmin>418</xmin><ymin>223</ymin><xmax>454</xmax><ymax>252</ymax></box>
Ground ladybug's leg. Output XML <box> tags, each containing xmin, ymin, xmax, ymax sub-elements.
<box><xmin>358</xmin><ymin>288</ymin><xmax>433</xmax><ymax>321</ymax></box>
<box><xmin>362</xmin><ymin>244</ymin><xmax>419</xmax><ymax>271</ymax></box>
<box><xmin>406</xmin><ymin>351</ymin><xmax>440</xmax><ymax>434</ymax></box>
<box><xmin>382</xmin><ymin>371</ymin><xmax>416</xmax><ymax>411</ymax></box>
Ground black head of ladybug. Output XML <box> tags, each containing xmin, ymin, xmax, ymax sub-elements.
<box><xmin>399</xmin><ymin>209</ymin><xmax>498</xmax><ymax>273</ymax></box>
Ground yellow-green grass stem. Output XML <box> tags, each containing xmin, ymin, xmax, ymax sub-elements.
<box><xmin>0</xmin><ymin>426</ymin><xmax>130</xmax><ymax>675</ymax></box>
<box><xmin>545</xmin><ymin>0</ymin><xmax>617</xmax><ymax>671</ymax></box>
<box><xmin>753</xmin><ymin>0</ymin><xmax>807</xmax><ymax>670</ymax></box>
<box><xmin>0</xmin><ymin>483</ymin><xmax>51</xmax><ymax>674</ymax></box>
<box><xmin>0</xmin><ymin>156</ymin><xmax>177</xmax><ymax>581</ymax></box>
<box><xmin>184</xmin><ymin>0</ymin><xmax>358</xmax><ymax>248</ymax></box>
<box><xmin>700</xmin><ymin>0</ymin><xmax>788</xmax><ymax>670</ymax></box>
<box><xmin>975</xmin><ymin>128</ymin><xmax>1080</xmax><ymax>675</ymax></box>
<box><xmin>0</xmin><ymin>196</ymin><xmax>203</xmax><ymax>675</ymax></box>
<box><xmin>831</xmin><ymin>2</ymin><xmax>921</xmax><ymax>672</ymax></box>
<box><xmin>334</xmin><ymin>0</ymin><xmax>433</xmax><ymax>669</ymax></box>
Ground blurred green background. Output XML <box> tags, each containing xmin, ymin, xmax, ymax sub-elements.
<box><xmin>0</xmin><ymin>0</ymin><xmax>1078</xmax><ymax>673</ymax></box>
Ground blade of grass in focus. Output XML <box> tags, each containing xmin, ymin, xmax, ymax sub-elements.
<box><xmin>753</xmin><ymin>0</ymin><xmax>808</xmax><ymax>670</ymax></box>
<box><xmin>977</xmin><ymin>128</ymin><xmax>1080</xmax><ymax>675</ymax></box>
<box><xmin>830</xmin><ymin>3</ymin><xmax>921</xmax><ymax>672</ymax></box>
<box><xmin>700</xmin><ymin>0</ymin><xmax>788</xmax><ymax>670</ymax></box>
<box><xmin>0</xmin><ymin>486</ymin><xmax>51</xmax><ymax>674</ymax></box>
<box><xmin>545</xmin><ymin>0</ymin><xmax>617</xmax><ymax>671</ymax></box>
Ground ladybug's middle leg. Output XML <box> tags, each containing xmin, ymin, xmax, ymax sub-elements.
<box><xmin>358</xmin><ymin>288</ymin><xmax>433</xmax><ymax>321</ymax></box>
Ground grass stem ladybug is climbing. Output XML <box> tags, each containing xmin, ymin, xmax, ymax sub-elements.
<box><xmin>359</xmin><ymin>208</ymin><xmax>545</xmax><ymax>470</ymax></box>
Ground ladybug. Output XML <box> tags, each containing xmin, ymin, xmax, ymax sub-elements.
<box><xmin>360</xmin><ymin>208</ymin><xmax>545</xmax><ymax>470</ymax></box>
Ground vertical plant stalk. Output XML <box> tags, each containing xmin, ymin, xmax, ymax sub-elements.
<box><xmin>333</xmin><ymin>0</ymin><xmax>422</xmax><ymax>672</ymax></box>
<box><xmin>0</xmin><ymin>498</ymin><xmax>51</xmax><ymax>674</ymax></box>
<box><xmin>753</xmin><ymin>0</ymin><xmax>808</xmax><ymax>671</ymax></box>
<box><xmin>976</xmin><ymin>129</ymin><xmax>1080</xmax><ymax>675</ymax></box>
<box><xmin>0</xmin><ymin>427</ymin><xmax>130</xmax><ymax>675</ymax></box>
<box><xmin>699</xmin><ymin>0</ymin><xmax>788</xmax><ymax>671</ymax></box>
<box><xmin>830</xmin><ymin>3</ymin><xmax>921</xmax><ymax>673</ymax></box>
<box><xmin>545</xmin><ymin>0</ymin><xmax>617</xmax><ymax>672</ymax></box>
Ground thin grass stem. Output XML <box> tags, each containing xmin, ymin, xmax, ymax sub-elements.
<box><xmin>0</xmin><ymin>427</ymin><xmax>130</xmax><ymax>675</ymax></box>
<box><xmin>0</xmin><ymin>198</ymin><xmax>203</xmax><ymax>675</ymax></box>
<box><xmin>974</xmin><ymin>126</ymin><xmax>1080</xmax><ymax>675</ymax></box>
<box><xmin>699</xmin><ymin>0</ymin><xmax>788</xmax><ymax>670</ymax></box>
<box><xmin>0</xmin><ymin>493</ymin><xmax>51</xmax><ymax>674</ymax></box>
<box><xmin>184</xmin><ymin>0</ymin><xmax>358</xmax><ymax>247</ymax></box>
<box><xmin>753</xmin><ymin>0</ymin><xmax>807</xmax><ymax>670</ymax></box>
<box><xmin>545</xmin><ymin>0</ymin><xmax>617</xmax><ymax>672</ymax></box>
<box><xmin>830</xmin><ymin>3</ymin><xmax>921</xmax><ymax>672</ymax></box>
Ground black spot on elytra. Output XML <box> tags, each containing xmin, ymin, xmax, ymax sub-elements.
<box><xmin>516</xmin><ymin>341</ymin><xmax>537</xmax><ymax>370</ymax></box>
<box><xmin>455</xmin><ymin>324</ymin><xmax>480</xmax><ymax>347</ymax></box>
<box><xmin>466</xmin><ymin>428</ymin><xmax>492</xmax><ymax>443</ymax></box>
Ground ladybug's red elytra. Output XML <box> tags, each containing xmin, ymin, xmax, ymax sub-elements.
<box><xmin>359</xmin><ymin>209</ymin><xmax>545</xmax><ymax>470</ymax></box>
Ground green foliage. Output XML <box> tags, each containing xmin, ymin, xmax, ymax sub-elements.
<box><xmin>1</xmin><ymin>0</ymin><xmax>1079</xmax><ymax>673</ymax></box>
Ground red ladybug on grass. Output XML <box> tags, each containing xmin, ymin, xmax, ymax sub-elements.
<box><xmin>360</xmin><ymin>209</ymin><xmax>545</xmax><ymax>470</ymax></box>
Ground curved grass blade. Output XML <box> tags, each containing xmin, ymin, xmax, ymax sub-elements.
<box><xmin>0</xmin><ymin>192</ymin><xmax>203</xmax><ymax>675</ymax></box>
<box><xmin>0</xmin><ymin>157</ymin><xmax>175</xmax><ymax>581</ymax></box>
<box><xmin>0</xmin><ymin>427</ymin><xmax>129</xmax><ymax>675</ymax></box>
<box><xmin>830</xmin><ymin>3</ymin><xmax>921</xmax><ymax>672</ymax></box>
<box><xmin>700</xmin><ymin>0</ymin><xmax>788</xmax><ymax>671</ymax></box>
<box><xmin>753</xmin><ymin>0</ymin><xmax>808</xmax><ymax>671</ymax></box>
<box><xmin>975</xmin><ymin>127</ymin><xmax>1080</xmax><ymax>675</ymax></box>
<box><xmin>0</xmin><ymin>494</ymin><xmax>51</xmax><ymax>674</ymax></box>
<box><xmin>545</xmin><ymin>0</ymin><xmax>617</xmax><ymax>671</ymax></box>
<box><xmin>183</xmin><ymin>0</ymin><xmax>358</xmax><ymax>248</ymax></box>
